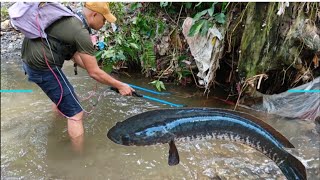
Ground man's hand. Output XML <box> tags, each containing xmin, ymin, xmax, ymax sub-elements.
<box><xmin>117</xmin><ymin>83</ymin><xmax>135</xmax><ymax>96</ymax></box>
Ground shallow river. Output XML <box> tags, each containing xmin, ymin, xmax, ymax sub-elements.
<box><xmin>1</xmin><ymin>54</ymin><xmax>319</xmax><ymax>179</ymax></box>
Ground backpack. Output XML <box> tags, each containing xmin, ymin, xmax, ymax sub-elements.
<box><xmin>9</xmin><ymin>2</ymin><xmax>91</xmax><ymax>72</ymax></box>
<box><xmin>8</xmin><ymin>2</ymin><xmax>82</xmax><ymax>39</ymax></box>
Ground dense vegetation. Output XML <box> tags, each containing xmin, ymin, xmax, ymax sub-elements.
<box><xmin>96</xmin><ymin>2</ymin><xmax>229</xmax><ymax>91</ymax></box>
<box><xmin>95</xmin><ymin>2</ymin><xmax>319</xmax><ymax>103</ymax></box>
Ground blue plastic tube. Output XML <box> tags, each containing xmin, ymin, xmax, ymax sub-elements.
<box><xmin>127</xmin><ymin>83</ymin><xmax>171</xmax><ymax>95</ymax></box>
<box><xmin>0</xmin><ymin>89</ymin><xmax>33</xmax><ymax>93</ymax></box>
<box><xmin>140</xmin><ymin>94</ymin><xmax>185</xmax><ymax>107</ymax></box>
<box><xmin>110</xmin><ymin>87</ymin><xmax>185</xmax><ymax>107</ymax></box>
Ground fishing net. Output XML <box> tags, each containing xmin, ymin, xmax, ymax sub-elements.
<box><xmin>261</xmin><ymin>77</ymin><xmax>320</xmax><ymax>120</ymax></box>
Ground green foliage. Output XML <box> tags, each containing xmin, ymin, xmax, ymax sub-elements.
<box><xmin>141</xmin><ymin>41</ymin><xmax>156</xmax><ymax>72</ymax></box>
<box><xmin>150</xmin><ymin>80</ymin><xmax>166</xmax><ymax>91</ymax></box>
<box><xmin>95</xmin><ymin>2</ymin><xmax>165</xmax><ymax>77</ymax></box>
<box><xmin>158</xmin><ymin>2</ymin><xmax>227</xmax><ymax>36</ymax></box>
<box><xmin>109</xmin><ymin>2</ymin><xmax>126</xmax><ymax>24</ymax></box>
<box><xmin>187</xmin><ymin>2</ymin><xmax>228</xmax><ymax>37</ymax></box>
<box><xmin>160</xmin><ymin>2</ymin><xmax>172</xmax><ymax>8</ymax></box>
<box><xmin>130</xmin><ymin>2</ymin><xmax>143</xmax><ymax>11</ymax></box>
<box><xmin>96</xmin><ymin>2</ymin><xmax>226</xmax><ymax>91</ymax></box>
<box><xmin>1</xmin><ymin>7</ymin><xmax>9</xmax><ymax>20</ymax></box>
<box><xmin>188</xmin><ymin>20</ymin><xmax>205</xmax><ymax>37</ymax></box>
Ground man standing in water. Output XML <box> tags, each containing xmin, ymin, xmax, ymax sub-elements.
<box><xmin>21</xmin><ymin>2</ymin><xmax>134</xmax><ymax>151</ymax></box>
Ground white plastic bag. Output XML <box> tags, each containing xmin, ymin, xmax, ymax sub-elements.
<box><xmin>262</xmin><ymin>77</ymin><xmax>320</xmax><ymax>120</ymax></box>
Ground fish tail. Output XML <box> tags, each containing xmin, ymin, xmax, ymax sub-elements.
<box><xmin>278</xmin><ymin>153</ymin><xmax>307</xmax><ymax>180</ymax></box>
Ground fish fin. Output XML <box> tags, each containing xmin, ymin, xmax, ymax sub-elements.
<box><xmin>279</xmin><ymin>153</ymin><xmax>307</xmax><ymax>180</ymax></box>
<box><xmin>168</xmin><ymin>140</ymin><xmax>179</xmax><ymax>166</ymax></box>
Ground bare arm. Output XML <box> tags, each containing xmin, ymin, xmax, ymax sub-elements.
<box><xmin>72</xmin><ymin>52</ymin><xmax>85</xmax><ymax>69</ymax></box>
<box><xmin>75</xmin><ymin>52</ymin><xmax>134</xmax><ymax>96</ymax></box>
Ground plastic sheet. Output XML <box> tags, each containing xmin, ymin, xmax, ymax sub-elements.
<box><xmin>182</xmin><ymin>17</ymin><xmax>225</xmax><ymax>89</ymax></box>
<box><xmin>262</xmin><ymin>77</ymin><xmax>320</xmax><ymax>120</ymax></box>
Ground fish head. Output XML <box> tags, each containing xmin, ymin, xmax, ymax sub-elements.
<box><xmin>107</xmin><ymin>120</ymin><xmax>171</xmax><ymax>146</ymax></box>
<box><xmin>107</xmin><ymin>121</ymin><xmax>134</xmax><ymax>145</ymax></box>
<box><xmin>107</xmin><ymin>121</ymin><xmax>149</xmax><ymax>146</ymax></box>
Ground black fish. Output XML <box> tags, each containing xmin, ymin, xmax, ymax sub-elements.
<box><xmin>107</xmin><ymin>108</ymin><xmax>306</xmax><ymax>180</ymax></box>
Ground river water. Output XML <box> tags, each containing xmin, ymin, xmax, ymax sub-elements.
<box><xmin>1</xmin><ymin>40</ymin><xmax>319</xmax><ymax>179</ymax></box>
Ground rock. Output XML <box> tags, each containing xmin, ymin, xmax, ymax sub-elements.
<box><xmin>315</xmin><ymin>116</ymin><xmax>320</xmax><ymax>134</ymax></box>
<box><xmin>1</xmin><ymin>20</ymin><xmax>11</xmax><ymax>31</ymax></box>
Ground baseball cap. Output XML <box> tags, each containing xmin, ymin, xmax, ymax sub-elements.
<box><xmin>84</xmin><ymin>2</ymin><xmax>117</xmax><ymax>23</ymax></box>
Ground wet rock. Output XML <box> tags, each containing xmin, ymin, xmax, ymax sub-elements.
<box><xmin>1</xmin><ymin>28</ymin><xmax>23</xmax><ymax>62</ymax></box>
<box><xmin>315</xmin><ymin>116</ymin><xmax>320</xmax><ymax>134</ymax></box>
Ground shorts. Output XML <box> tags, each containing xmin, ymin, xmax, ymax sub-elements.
<box><xmin>22</xmin><ymin>62</ymin><xmax>82</xmax><ymax>117</ymax></box>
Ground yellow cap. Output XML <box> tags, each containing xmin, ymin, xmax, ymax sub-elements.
<box><xmin>84</xmin><ymin>2</ymin><xmax>117</xmax><ymax>23</ymax></box>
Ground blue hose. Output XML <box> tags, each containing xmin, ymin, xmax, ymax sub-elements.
<box><xmin>110</xmin><ymin>87</ymin><xmax>186</xmax><ymax>107</ymax></box>
<box><xmin>140</xmin><ymin>94</ymin><xmax>185</xmax><ymax>107</ymax></box>
<box><xmin>127</xmin><ymin>83</ymin><xmax>171</xmax><ymax>95</ymax></box>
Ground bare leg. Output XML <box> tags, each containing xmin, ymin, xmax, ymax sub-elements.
<box><xmin>67</xmin><ymin>111</ymin><xmax>84</xmax><ymax>153</ymax></box>
<box><xmin>52</xmin><ymin>104</ymin><xmax>63</xmax><ymax>117</ymax></box>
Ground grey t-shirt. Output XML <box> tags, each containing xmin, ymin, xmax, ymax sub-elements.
<box><xmin>21</xmin><ymin>16</ymin><xmax>95</xmax><ymax>70</ymax></box>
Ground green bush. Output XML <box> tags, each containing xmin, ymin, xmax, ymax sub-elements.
<box><xmin>96</xmin><ymin>3</ymin><xmax>165</xmax><ymax>75</ymax></box>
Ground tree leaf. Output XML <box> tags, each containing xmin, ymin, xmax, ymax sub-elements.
<box><xmin>200</xmin><ymin>20</ymin><xmax>209</xmax><ymax>36</ymax></box>
<box><xmin>150</xmin><ymin>80</ymin><xmax>157</xmax><ymax>85</ymax></box>
<box><xmin>159</xmin><ymin>81</ymin><xmax>166</xmax><ymax>90</ymax></box>
<box><xmin>130</xmin><ymin>43</ymin><xmax>139</xmax><ymax>49</ymax></box>
<box><xmin>221</xmin><ymin>2</ymin><xmax>228</xmax><ymax>13</ymax></box>
<box><xmin>130</xmin><ymin>2</ymin><xmax>142</xmax><ymax>11</ymax></box>
<box><xmin>156</xmin><ymin>81</ymin><xmax>161</xmax><ymax>91</ymax></box>
<box><xmin>188</xmin><ymin>20</ymin><xmax>205</xmax><ymax>37</ymax></box>
<box><xmin>116</xmin><ymin>51</ymin><xmax>126</xmax><ymax>60</ymax></box>
<box><xmin>184</xmin><ymin>2</ymin><xmax>192</xmax><ymax>9</ymax></box>
<box><xmin>212</xmin><ymin>2</ymin><xmax>218</xmax><ymax>7</ymax></box>
<box><xmin>103</xmin><ymin>49</ymin><xmax>115</xmax><ymax>59</ymax></box>
<box><xmin>193</xmin><ymin>9</ymin><xmax>208</xmax><ymax>21</ymax></box>
<box><xmin>160</xmin><ymin>2</ymin><xmax>168</xmax><ymax>8</ymax></box>
<box><xmin>215</xmin><ymin>13</ymin><xmax>226</xmax><ymax>24</ymax></box>
<box><xmin>102</xmin><ymin>61</ymin><xmax>114</xmax><ymax>73</ymax></box>
<box><xmin>149</xmin><ymin>80</ymin><xmax>165</xmax><ymax>91</ymax></box>
<box><xmin>208</xmin><ymin>2</ymin><xmax>218</xmax><ymax>17</ymax></box>
<box><xmin>194</xmin><ymin>2</ymin><xmax>202</xmax><ymax>8</ymax></box>
<box><xmin>95</xmin><ymin>50</ymin><xmax>104</xmax><ymax>61</ymax></box>
<box><xmin>208</xmin><ymin>8</ymin><xmax>214</xmax><ymax>17</ymax></box>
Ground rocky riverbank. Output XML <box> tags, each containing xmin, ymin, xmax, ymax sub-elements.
<box><xmin>1</xmin><ymin>3</ymin><xmax>23</xmax><ymax>63</ymax></box>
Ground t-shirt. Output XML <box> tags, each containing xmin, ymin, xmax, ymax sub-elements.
<box><xmin>21</xmin><ymin>16</ymin><xmax>95</xmax><ymax>70</ymax></box>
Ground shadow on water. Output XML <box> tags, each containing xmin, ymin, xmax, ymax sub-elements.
<box><xmin>1</xmin><ymin>56</ymin><xmax>319</xmax><ymax>179</ymax></box>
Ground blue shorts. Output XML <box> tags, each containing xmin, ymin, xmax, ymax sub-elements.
<box><xmin>23</xmin><ymin>62</ymin><xmax>83</xmax><ymax>117</ymax></box>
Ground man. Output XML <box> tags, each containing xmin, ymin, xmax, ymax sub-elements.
<box><xmin>21</xmin><ymin>2</ymin><xmax>134</xmax><ymax>151</ymax></box>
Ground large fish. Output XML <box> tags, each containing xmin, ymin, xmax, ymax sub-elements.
<box><xmin>107</xmin><ymin>108</ymin><xmax>306</xmax><ymax>180</ymax></box>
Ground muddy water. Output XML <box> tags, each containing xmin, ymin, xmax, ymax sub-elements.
<box><xmin>1</xmin><ymin>56</ymin><xmax>319</xmax><ymax>179</ymax></box>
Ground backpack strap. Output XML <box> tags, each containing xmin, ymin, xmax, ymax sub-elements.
<box><xmin>75</xmin><ymin>11</ymin><xmax>92</xmax><ymax>34</ymax></box>
<box><xmin>71</xmin><ymin>9</ymin><xmax>92</xmax><ymax>75</ymax></box>
<box><xmin>65</xmin><ymin>5</ymin><xmax>92</xmax><ymax>35</ymax></box>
